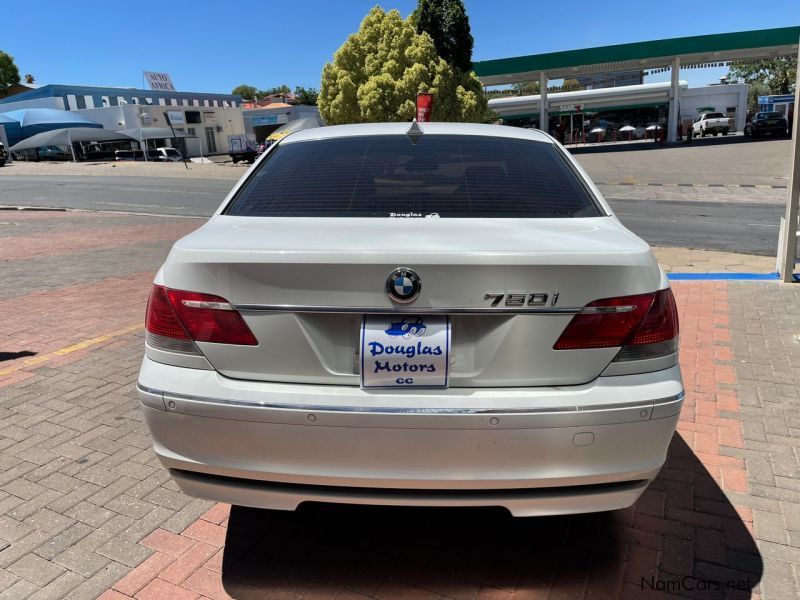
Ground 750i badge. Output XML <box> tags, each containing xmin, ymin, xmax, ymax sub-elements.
<box><xmin>484</xmin><ymin>291</ymin><xmax>560</xmax><ymax>307</ymax></box>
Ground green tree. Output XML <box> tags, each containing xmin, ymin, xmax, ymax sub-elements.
<box><xmin>257</xmin><ymin>84</ymin><xmax>292</xmax><ymax>97</ymax></box>
<box><xmin>412</xmin><ymin>0</ymin><xmax>473</xmax><ymax>73</ymax></box>
<box><xmin>232</xmin><ymin>84</ymin><xmax>257</xmax><ymax>100</ymax></box>
<box><xmin>294</xmin><ymin>86</ymin><xmax>319</xmax><ymax>105</ymax></box>
<box><xmin>513</xmin><ymin>81</ymin><xmax>540</xmax><ymax>95</ymax></box>
<box><xmin>560</xmin><ymin>78</ymin><xmax>584</xmax><ymax>92</ymax></box>
<box><xmin>319</xmin><ymin>7</ymin><xmax>487</xmax><ymax>125</ymax></box>
<box><xmin>745</xmin><ymin>80</ymin><xmax>769</xmax><ymax>113</ymax></box>
<box><xmin>0</xmin><ymin>51</ymin><xmax>21</xmax><ymax>93</ymax></box>
<box><xmin>728</xmin><ymin>57</ymin><xmax>797</xmax><ymax>95</ymax></box>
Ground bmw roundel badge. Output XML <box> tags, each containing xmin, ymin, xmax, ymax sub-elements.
<box><xmin>386</xmin><ymin>268</ymin><xmax>421</xmax><ymax>304</ymax></box>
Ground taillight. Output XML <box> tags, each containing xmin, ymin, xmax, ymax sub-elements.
<box><xmin>554</xmin><ymin>289</ymin><xmax>678</xmax><ymax>359</ymax></box>
<box><xmin>166</xmin><ymin>288</ymin><xmax>257</xmax><ymax>345</ymax></box>
<box><xmin>145</xmin><ymin>285</ymin><xmax>257</xmax><ymax>349</ymax></box>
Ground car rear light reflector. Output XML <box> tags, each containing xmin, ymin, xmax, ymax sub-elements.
<box><xmin>553</xmin><ymin>293</ymin><xmax>655</xmax><ymax>350</ymax></box>
<box><xmin>145</xmin><ymin>285</ymin><xmax>258</xmax><ymax>348</ymax></box>
<box><xmin>146</xmin><ymin>285</ymin><xmax>192</xmax><ymax>341</ymax></box>
<box><xmin>145</xmin><ymin>285</ymin><xmax>200</xmax><ymax>354</ymax></box>
<box><xmin>165</xmin><ymin>288</ymin><xmax>258</xmax><ymax>346</ymax></box>
<box><xmin>554</xmin><ymin>289</ymin><xmax>679</xmax><ymax>354</ymax></box>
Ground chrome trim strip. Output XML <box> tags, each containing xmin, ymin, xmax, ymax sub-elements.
<box><xmin>137</xmin><ymin>384</ymin><xmax>684</xmax><ymax>416</ymax></box>
<box><xmin>181</xmin><ymin>300</ymin><xmax>234</xmax><ymax>310</ymax></box>
<box><xmin>234</xmin><ymin>304</ymin><xmax>582</xmax><ymax>315</ymax></box>
<box><xmin>580</xmin><ymin>305</ymin><xmax>636</xmax><ymax>314</ymax></box>
<box><xmin>137</xmin><ymin>383</ymin><xmax>163</xmax><ymax>396</ymax></box>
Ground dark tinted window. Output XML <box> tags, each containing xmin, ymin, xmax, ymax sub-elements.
<box><xmin>705</xmin><ymin>112</ymin><xmax>725</xmax><ymax>119</ymax></box>
<box><xmin>225</xmin><ymin>135</ymin><xmax>601</xmax><ymax>218</ymax></box>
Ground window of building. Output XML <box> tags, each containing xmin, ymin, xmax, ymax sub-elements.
<box><xmin>185</xmin><ymin>111</ymin><xmax>202</xmax><ymax>124</ymax></box>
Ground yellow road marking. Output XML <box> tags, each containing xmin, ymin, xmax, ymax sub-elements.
<box><xmin>0</xmin><ymin>323</ymin><xmax>143</xmax><ymax>378</ymax></box>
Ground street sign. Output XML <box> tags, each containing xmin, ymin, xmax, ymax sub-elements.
<box><xmin>144</xmin><ymin>72</ymin><xmax>176</xmax><ymax>92</ymax></box>
<box><xmin>166</xmin><ymin>110</ymin><xmax>185</xmax><ymax>125</ymax></box>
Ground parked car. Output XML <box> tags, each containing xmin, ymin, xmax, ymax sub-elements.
<box><xmin>692</xmin><ymin>112</ymin><xmax>730</xmax><ymax>137</ymax></box>
<box><xmin>744</xmin><ymin>111</ymin><xmax>788</xmax><ymax>137</ymax></box>
<box><xmin>138</xmin><ymin>122</ymin><xmax>683</xmax><ymax>518</ymax></box>
<box><xmin>157</xmin><ymin>147</ymin><xmax>183</xmax><ymax>162</ymax></box>
<box><xmin>0</xmin><ymin>142</ymin><xmax>7</xmax><ymax>167</ymax></box>
<box><xmin>115</xmin><ymin>149</ymin><xmax>162</xmax><ymax>161</ymax></box>
<box><xmin>12</xmin><ymin>145</ymin><xmax>71</xmax><ymax>162</ymax></box>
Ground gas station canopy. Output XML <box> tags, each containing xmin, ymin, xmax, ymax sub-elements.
<box><xmin>473</xmin><ymin>26</ymin><xmax>800</xmax><ymax>85</ymax></box>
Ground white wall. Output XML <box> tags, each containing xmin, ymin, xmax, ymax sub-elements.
<box><xmin>679</xmin><ymin>84</ymin><xmax>747</xmax><ymax>131</ymax></box>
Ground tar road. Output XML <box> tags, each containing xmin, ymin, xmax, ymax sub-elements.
<box><xmin>0</xmin><ymin>174</ymin><xmax>785</xmax><ymax>256</ymax></box>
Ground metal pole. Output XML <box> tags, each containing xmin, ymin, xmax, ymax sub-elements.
<box><xmin>667</xmin><ymin>57</ymin><xmax>681</xmax><ymax>143</ymax></box>
<box><xmin>779</xmin><ymin>38</ymin><xmax>800</xmax><ymax>283</ymax></box>
<box><xmin>68</xmin><ymin>129</ymin><xmax>76</xmax><ymax>163</ymax></box>
<box><xmin>539</xmin><ymin>72</ymin><xmax>548</xmax><ymax>134</ymax></box>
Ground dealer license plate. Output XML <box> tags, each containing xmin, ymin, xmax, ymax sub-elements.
<box><xmin>360</xmin><ymin>315</ymin><xmax>450</xmax><ymax>389</ymax></box>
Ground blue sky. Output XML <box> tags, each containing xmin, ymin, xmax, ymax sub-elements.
<box><xmin>2</xmin><ymin>1</ymin><xmax>798</xmax><ymax>94</ymax></box>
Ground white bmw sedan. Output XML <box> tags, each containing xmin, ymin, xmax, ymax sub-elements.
<box><xmin>138</xmin><ymin>122</ymin><xmax>683</xmax><ymax>517</ymax></box>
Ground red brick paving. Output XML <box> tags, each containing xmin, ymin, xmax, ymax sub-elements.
<box><xmin>99</xmin><ymin>281</ymin><xmax>762</xmax><ymax>599</ymax></box>
<box><xmin>0</xmin><ymin>274</ymin><xmax>153</xmax><ymax>385</ymax></box>
<box><xmin>1</xmin><ymin>222</ymin><xmax>199</xmax><ymax>260</ymax></box>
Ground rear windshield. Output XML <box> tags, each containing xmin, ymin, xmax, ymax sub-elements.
<box><xmin>705</xmin><ymin>113</ymin><xmax>725</xmax><ymax>119</ymax></box>
<box><xmin>224</xmin><ymin>134</ymin><xmax>602</xmax><ymax>218</ymax></box>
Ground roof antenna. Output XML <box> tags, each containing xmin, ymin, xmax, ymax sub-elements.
<box><xmin>406</xmin><ymin>118</ymin><xmax>424</xmax><ymax>144</ymax></box>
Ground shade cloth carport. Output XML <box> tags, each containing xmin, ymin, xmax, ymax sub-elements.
<box><xmin>10</xmin><ymin>127</ymin><xmax>136</xmax><ymax>162</ymax></box>
<box><xmin>0</xmin><ymin>113</ymin><xmax>23</xmax><ymax>147</ymax></box>
<box><xmin>0</xmin><ymin>108</ymin><xmax>102</xmax><ymax>142</ymax></box>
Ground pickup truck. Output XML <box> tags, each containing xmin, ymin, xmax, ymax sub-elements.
<box><xmin>692</xmin><ymin>112</ymin><xmax>730</xmax><ymax>137</ymax></box>
<box><xmin>227</xmin><ymin>134</ymin><xmax>258</xmax><ymax>164</ymax></box>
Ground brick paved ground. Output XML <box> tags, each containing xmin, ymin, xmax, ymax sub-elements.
<box><xmin>1</xmin><ymin>209</ymin><xmax>798</xmax><ymax>599</ymax></box>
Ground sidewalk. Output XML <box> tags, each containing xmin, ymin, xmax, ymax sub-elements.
<box><xmin>1</xmin><ymin>209</ymin><xmax>798</xmax><ymax>599</ymax></box>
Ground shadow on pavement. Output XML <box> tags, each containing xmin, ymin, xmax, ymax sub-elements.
<box><xmin>221</xmin><ymin>434</ymin><xmax>761</xmax><ymax>598</ymax></box>
<box><xmin>0</xmin><ymin>350</ymin><xmax>37</xmax><ymax>363</ymax></box>
<box><xmin>568</xmin><ymin>133</ymin><xmax>787</xmax><ymax>155</ymax></box>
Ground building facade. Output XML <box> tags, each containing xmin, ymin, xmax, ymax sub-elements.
<box><xmin>0</xmin><ymin>85</ymin><xmax>246</xmax><ymax>157</ymax></box>
<box><xmin>0</xmin><ymin>84</ymin><xmax>241</xmax><ymax>111</ymax></box>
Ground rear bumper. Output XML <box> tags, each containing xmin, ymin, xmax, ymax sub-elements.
<box><xmin>138</xmin><ymin>357</ymin><xmax>683</xmax><ymax>516</ymax></box>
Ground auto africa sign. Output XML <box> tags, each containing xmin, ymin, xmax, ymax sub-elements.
<box><xmin>144</xmin><ymin>71</ymin><xmax>176</xmax><ymax>92</ymax></box>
